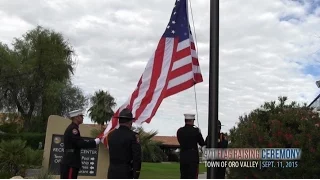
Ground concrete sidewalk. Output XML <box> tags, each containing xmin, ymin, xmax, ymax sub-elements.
<box><xmin>198</xmin><ymin>172</ymin><xmax>228</xmax><ymax>179</ymax></box>
<box><xmin>198</xmin><ymin>172</ymin><xmax>207</xmax><ymax>179</ymax></box>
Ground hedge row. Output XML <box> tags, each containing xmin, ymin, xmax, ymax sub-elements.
<box><xmin>0</xmin><ymin>133</ymin><xmax>46</xmax><ymax>149</ymax></box>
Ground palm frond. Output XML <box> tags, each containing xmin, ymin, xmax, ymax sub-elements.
<box><xmin>133</xmin><ymin>126</ymin><xmax>166</xmax><ymax>162</ymax></box>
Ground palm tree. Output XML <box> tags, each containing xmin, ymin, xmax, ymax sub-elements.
<box><xmin>88</xmin><ymin>90</ymin><xmax>116</xmax><ymax>129</ymax></box>
<box><xmin>132</xmin><ymin>126</ymin><xmax>167</xmax><ymax>162</ymax></box>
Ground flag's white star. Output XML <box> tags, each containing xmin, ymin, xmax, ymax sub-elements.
<box><xmin>172</xmin><ymin>20</ymin><xmax>176</xmax><ymax>24</ymax></box>
<box><xmin>167</xmin><ymin>25</ymin><xmax>170</xmax><ymax>29</ymax></box>
<box><xmin>172</xmin><ymin>30</ymin><xmax>175</xmax><ymax>34</ymax></box>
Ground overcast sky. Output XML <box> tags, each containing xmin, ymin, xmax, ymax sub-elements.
<box><xmin>1</xmin><ymin>0</ymin><xmax>320</xmax><ymax>137</ymax></box>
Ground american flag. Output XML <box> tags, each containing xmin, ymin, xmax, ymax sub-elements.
<box><xmin>99</xmin><ymin>0</ymin><xmax>203</xmax><ymax>145</ymax></box>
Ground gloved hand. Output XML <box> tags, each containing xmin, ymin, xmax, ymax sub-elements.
<box><xmin>97</xmin><ymin>133</ymin><xmax>104</xmax><ymax>139</ymax></box>
<box><xmin>202</xmin><ymin>146</ymin><xmax>206</xmax><ymax>152</ymax></box>
<box><xmin>94</xmin><ymin>138</ymin><xmax>101</xmax><ymax>145</ymax></box>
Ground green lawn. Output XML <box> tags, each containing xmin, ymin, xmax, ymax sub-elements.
<box><xmin>139</xmin><ymin>162</ymin><xmax>206</xmax><ymax>179</ymax></box>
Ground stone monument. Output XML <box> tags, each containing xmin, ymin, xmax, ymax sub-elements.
<box><xmin>42</xmin><ymin>115</ymin><xmax>109</xmax><ymax>179</ymax></box>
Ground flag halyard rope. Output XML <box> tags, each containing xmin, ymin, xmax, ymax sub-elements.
<box><xmin>188</xmin><ymin>0</ymin><xmax>201</xmax><ymax>128</ymax></box>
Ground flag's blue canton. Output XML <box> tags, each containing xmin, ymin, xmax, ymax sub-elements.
<box><xmin>162</xmin><ymin>0</ymin><xmax>191</xmax><ymax>43</ymax></box>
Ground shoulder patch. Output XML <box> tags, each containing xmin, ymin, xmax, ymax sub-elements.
<box><xmin>72</xmin><ymin>129</ymin><xmax>78</xmax><ymax>135</ymax></box>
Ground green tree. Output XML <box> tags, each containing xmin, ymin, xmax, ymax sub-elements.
<box><xmin>0</xmin><ymin>26</ymin><xmax>86</xmax><ymax>132</ymax></box>
<box><xmin>133</xmin><ymin>126</ymin><xmax>167</xmax><ymax>162</ymax></box>
<box><xmin>29</xmin><ymin>80</ymin><xmax>87</xmax><ymax>133</ymax></box>
<box><xmin>88</xmin><ymin>90</ymin><xmax>116</xmax><ymax>127</ymax></box>
<box><xmin>40</xmin><ymin>80</ymin><xmax>88</xmax><ymax>121</ymax></box>
<box><xmin>228</xmin><ymin>96</ymin><xmax>320</xmax><ymax>179</ymax></box>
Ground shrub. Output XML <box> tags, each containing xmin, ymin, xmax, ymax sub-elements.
<box><xmin>0</xmin><ymin>139</ymin><xmax>27</xmax><ymax>176</ymax></box>
<box><xmin>134</xmin><ymin>127</ymin><xmax>167</xmax><ymax>162</ymax></box>
<box><xmin>0</xmin><ymin>123</ymin><xmax>21</xmax><ymax>133</ymax></box>
<box><xmin>34</xmin><ymin>169</ymin><xmax>54</xmax><ymax>179</ymax></box>
<box><xmin>0</xmin><ymin>139</ymin><xmax>44</xmax><ymax>177</ymax></box>
<box><xmin>166</xmin><ymin>149</ymin><xmax>179</xmax><ymax>162</ymax></box>
<box><xmin>0</xmin><ymin>170</ymin><xmax>12</xmax><ymax>179</ymax></box>
<box><xmin>36</xmin><ymin>172</ymin><xmax>54</xmax><ymax>179</ymax></box>
<box><xmin>141</xmin><ymin>140</ymin><xmax>167</xmax><ymax>162</ymax></box>
<box><xmin>0</xmin><ymin>132</ymin><xmax>45</xmax><ymax>149</ymax></box>
<box><xmin>228</xmin><ymin>97</ymin><xmax>320</xmax><ymax>179</ymax></box>
<box><xmin>24</xmin><ymin>148</ymin><xmax>43</xmax><ymax>168</ymax></box>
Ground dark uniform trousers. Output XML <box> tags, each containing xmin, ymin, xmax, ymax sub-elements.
<box><xmin>180</xmin><ymin>163</ymin><xmax>199</xmax><ymax>179</ymax></box>
<box><xmin>107</xmin><ymin>125</ymin><xmax>142</xmax><ymax>179</ymax></box>
<box><xmin>60</xmin><ymin>122</ymin><xmax>97</xmax><ymax>179</ymax></box>
<box><xmin>205</xmin><ymin>133</ymin><xmax>228</xmax><ymax>179</ymax></box>
<box><xmin>60</xmin><ymin>164</ymin><xmax>79</xmax><ymax>179</ymax></box>
<box><xmin>179</xmin><ymin>150</ymin><xmax>200</xmax><ymax>179</ymax></box>
<box><xmin>107</xmin><ymin>164</ymin><xmax>133</xmax><ymax>179</ymax></box>
<box><xmin>177</xmin><ymin>124</ymin><xmax>205</xmax><ymax>179</ymax></box>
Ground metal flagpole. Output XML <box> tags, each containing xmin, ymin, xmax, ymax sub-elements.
<box><xmin>207</xmin><ymin>0</ymin><xmax>219</xmax><ymax>179</ymax></box>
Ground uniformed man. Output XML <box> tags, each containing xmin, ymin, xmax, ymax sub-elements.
<box><xmin>107</xmin><ymin>108</ymin><xmax>142</xmax><ymax>179</ymax></box>
<box><xmin>60</xmin><ymin>109</ymin><xmax>101</xmax><ymax>179</ymax></box>
<box><xmin>177</xmin><ymin>114</ymin><xmax>206</xmax><ymax>179</ymax></box>
<box><xmin>205</xmin><ymin>120</ymin><xmax>228</xmax><ymax>179</ymax></box>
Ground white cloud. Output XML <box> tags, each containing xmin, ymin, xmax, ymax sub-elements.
<box><xmin>1</xmin><ymin>0</ymin><xmax>320</xmax><ymax>138</ymax></box>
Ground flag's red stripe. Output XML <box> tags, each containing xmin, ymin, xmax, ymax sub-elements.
<box><xmin>191</xmin><ymin>42</ymin><xmax>195</xmax><ymax>50</ymax></box>
<box><xmin>170</xmin><ymin>64</ymin><xmax>192</xmax><ymax>80</ymax></box>
<box><xmin>134</xmin><ymin>38</ymin><xmax>166</xmax><ymax>119</ymax></box>
<box><xmin>165</xmin><ymin>78</ymin><xmax>195</xmax><ymax>98</ymax></box>
<box><xmin>109</xmin><ymin>109</ymin><xmax>120</xmax><ymax>131</ymax></box>
<box><xmin>174</xmin><ymin>48</ymin><xmax>191</xmax><ymax>62</ymax></box>
<box><xmin>129</xmin><ymin>77</ymin><xmax>143</xmax><ymax>108</ymax></box>
<box><xmin>194</xmin><ymin>73</ymin><xmax>203</xmax><ymax>83</ymax></box>
<box><xmin>145</xmin><ymin>39</ymin><xmax>179</xmax><ymax>123</ymax></box>
<box><xmin>192</xmin><ymin>58</ymin><xmax>199</xmax><ymax>66</ymax></box>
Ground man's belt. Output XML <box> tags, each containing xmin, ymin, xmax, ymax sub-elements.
<box><xmin>65</xmin><ymin>149</ymin><xmax>75</xmax><ymax>153</ymax></box>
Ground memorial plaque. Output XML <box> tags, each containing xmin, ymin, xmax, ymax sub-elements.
<box><xmin>48</xmin><ymin>134</ymin><xmax>99</xmax><ymax>176</ymax></box>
